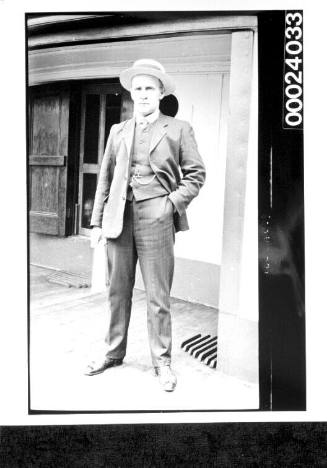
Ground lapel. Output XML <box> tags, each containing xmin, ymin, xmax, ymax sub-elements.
<box><xmin>149</xmin><ymin>113</ymin><xmax>168</xmax><ymax>154</ymax></box>
<box><xmin>122</xmin><ymin>117</ymin><xmax>136</xmax><ymax>160</ymax></box>
<box><xmin>121</xmin><ymin>113</ymin><xmax>169</xmax><ymax>158</ymax></box>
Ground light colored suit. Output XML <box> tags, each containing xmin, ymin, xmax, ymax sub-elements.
<box><xmin>91</xmin><ymin>112</ymin><xmax>206</xmax><ymax>367</ymax></box>
<box><xmin>91</xmin><ymin>113</ymin><xmax>206</xmax><ymax>236</ymax></box>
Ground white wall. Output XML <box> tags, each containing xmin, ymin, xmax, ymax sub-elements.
<box><xmin>174</xmin><ymin>72</ymin><xmax>229</xmax><ymax>265</ymax></box>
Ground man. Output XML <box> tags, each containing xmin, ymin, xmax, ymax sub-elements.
<box><xmin>85</xmin><ymin>59</ymin><xmax>206</xmax><ymax>392</ymax></box>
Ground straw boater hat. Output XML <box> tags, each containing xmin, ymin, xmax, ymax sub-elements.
<box><xmin>119</xmin><ymin>59</ymin><xmax>176</xmax><ymax>97</ymax></box>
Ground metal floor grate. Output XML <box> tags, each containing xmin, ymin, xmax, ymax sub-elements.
<box><xmin>46</xmin><ymin>270</ymin><xmax>90</xmax><ymax>288</ymax></box>
<box><xmin>181</xmin><ymin>334</ymin><xmax>217</xmax><ymax>368</ymax></box>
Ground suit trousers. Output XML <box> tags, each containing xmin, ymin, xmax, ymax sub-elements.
<box><xmin>104</xmin><ymin>195</ymin><xmax>175</xmax><ymax>367</ymax></box>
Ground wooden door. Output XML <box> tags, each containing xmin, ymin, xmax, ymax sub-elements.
<box><xmin>29</xmin><ymin>87</ymin><xmax>70</xmax><ymax>236</ymax></box>
<box><xmin>78</xmin><ymin>83</ymin><xmax>132</xmax><ymax>235</ymax></box>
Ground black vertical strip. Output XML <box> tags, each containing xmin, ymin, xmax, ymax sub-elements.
<box><xmin>258</xmin><ymin>11</ymin><xmax>306</xmax><ymax>410</ymax></box>
<box><xmin>258</xmin><ymin>12</ymin><xmax>274</xmax><ymax>410</ymax></box>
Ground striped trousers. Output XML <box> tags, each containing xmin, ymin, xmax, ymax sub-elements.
<box><xmin>104</xmin><ymin>194</ymin><xmax>175</xmax><ymax>367</ymax></box>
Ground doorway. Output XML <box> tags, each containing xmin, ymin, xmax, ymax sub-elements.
<box><xmin>77</xmin><ymin>82</ymin><xmax>132</xmax><ymax>236</ymax></box>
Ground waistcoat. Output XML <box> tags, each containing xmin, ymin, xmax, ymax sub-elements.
<box><xmin>126</xmin><ymin>119</ymin><xmax>168</xmax><ymax>201</ymax></box>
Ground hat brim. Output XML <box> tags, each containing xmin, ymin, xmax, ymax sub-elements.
<box><xmin>120</xmin><ymin>67</ymin><xmax>175</xmax><ymax>96</ymax></box>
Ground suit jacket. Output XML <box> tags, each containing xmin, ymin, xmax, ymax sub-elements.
<box><xmin>90</xmin><ymin>112</ymin><xmax>206</xmax><ymax>239</ymax></box>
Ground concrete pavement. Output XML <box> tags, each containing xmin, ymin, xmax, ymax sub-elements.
<box><xmin>29</xmin><ymin>265</ymin><xmax>258</xmax><ymax>412</ymax></box>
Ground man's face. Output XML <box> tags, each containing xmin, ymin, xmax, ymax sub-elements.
<box><xmin>130</xmin><ymin>74</ymin><xmax>164</xmax><ymax>117</ymax></box>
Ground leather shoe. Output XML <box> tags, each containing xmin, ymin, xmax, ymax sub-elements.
<box><xmin>84</xmin><ymin>357</ymin><xmax>123</xmax><ymax>376</ymax></box>
<box><xmin>154</xmin><ymin>365</ymin><xmax>177</xmax><ymax>392</ymax></box>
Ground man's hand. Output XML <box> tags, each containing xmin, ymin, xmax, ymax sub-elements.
<box><xmin>90</xmin><ymin>227</ymin><xmax>102</xmax><ymax>248</ymax></box>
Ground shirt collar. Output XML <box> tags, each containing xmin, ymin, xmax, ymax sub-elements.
<box><xmin>134</xmin><ymin>109</ymin><xmax>160</xmax><ymax>125</ymax></box>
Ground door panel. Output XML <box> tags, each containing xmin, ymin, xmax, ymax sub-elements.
<box><xmin>81</xmin><ymin>173</ymin><xmax>98</xmax><ymax>229</ymax></box>
<box><xmin>29</xmin><ymin>89</ymin><xmax>70</xmax><ymax>236</ymax></box>
<box><xmin>83</xmin><ymin>94</ymin><xmax>100</xmax><ymax>164</ymax></box>
<box><xmin>30</xmin><ymin>166</ymin><xmax>59</xmax><ymax>212</ymax></box>
<box><xmin>31</xmin><ymin>95</ymin><xmax>61</xmax><ymax>155</ymax></box>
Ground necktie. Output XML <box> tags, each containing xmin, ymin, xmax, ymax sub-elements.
<box><xmin>138</xmin><ymin>119</ymin><xmax>149</xmax><ymax>129</ymax></box>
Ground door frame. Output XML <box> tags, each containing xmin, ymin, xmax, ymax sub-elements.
<box><xmin>77</xmin><ymin>82</ymin><xmax>124</xmax><ymax>236</ymax></box>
